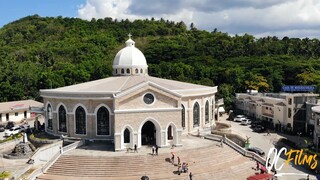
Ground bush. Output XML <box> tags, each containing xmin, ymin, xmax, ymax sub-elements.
<box><xmin>0</xmin><ymin>171</ymin><xmax>11</xmax><ymax>179</ymax></box>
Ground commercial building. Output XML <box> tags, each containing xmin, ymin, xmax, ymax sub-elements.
<box><xmin>0</xmin><ymin>100</ymin><xmax>43</xmax><ymax>123</ymax></box>
<box><xmin>235</xmin><ymin>91</ymin><xmax>319</xmax><ymax>134</ymax></box>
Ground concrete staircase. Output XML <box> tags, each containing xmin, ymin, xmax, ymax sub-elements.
<box><xmin>37</xmin><ymin>145</ymin><xmax>256</xmax><ymax>180</ymax></box>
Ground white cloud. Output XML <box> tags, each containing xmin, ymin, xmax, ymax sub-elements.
<box><xmin>77</xmin><ymin>0</ymin><xmax>320</xmax><ymax>38</ymax></box>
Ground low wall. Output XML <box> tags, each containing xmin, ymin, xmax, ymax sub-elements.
<box><xmin>212</xmin><ymin>122</ymin><xmax>231</xmax><ymax>133</ymax></box>
<box><xmin>211</xmin><ymin>130</ymin><xmax>246</xmax><ymax>147</ymax></box>
<box><xmin>0</xmin><ymin>137</ymin><xmax>23</xmax><ymax>153</ymax></box>
<box><xmin>205</xmin><ymin>134</ymin><xmax>266</xmax><ymax>167</ymax></box>
<box><xmin>30</xmin><ymin>140</ymin><xmax>63</xmax><ymax>166</ymax></box>
<box><xmin>27</xmin><ymin>140</ymin><xmax>84</xmax><ymax>180</ymax></box>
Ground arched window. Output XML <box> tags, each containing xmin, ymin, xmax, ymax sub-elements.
<box><xmin>97</xmin><ymin>107</ymin><xmax>110</xmax><ymax>135</ymax></box>
<box><xmin>75</xmin><ymin>106</ymin><xmax>86</xmax><ymax>134</ymax></box>
<box><xmin>126</xmin><ymin>68</ymin><xmax>130</xmax><ymax>74</ymax></box>
<box><xmin>47</xmin><ymin>104</ymin><xmax>53</xmax><ymax>130</ymax></box>
<box><xmin>58</xmin><ymin>105</ymin><xmax>67</xmax><ymax>132</ymax></box>
<box><xmin>124</xmin><ymin>128</ymin><xmax>130</xmax><ymax>143</ymax></box>
<box><xmin>135</xmin><ymin>68</ymin><xmax>138</xmax><ymax>73</ymax></box>
<box><xmin>193</xmin><ymin>102</ymin><xmax>200</xmax><ymax>127</ymax></box>
<box><xmin>181</xmin><ymin>105</ymin><xmax>185</xmax><ymax>128</ymax></box>
<box><xmin>212</xmin><ymin>99</ymin><xmax>214</xmax><ymax>120</ymax></box>
<box><xmin>205</xmin><ymin>101</ymin><xmax>209</xmax><ymax>124</ymax></box>
<box><xmin>140</xmin><ymin>69</ymin><xmax>143</xmax><ymax>73</ymax></box>
<box><xmin>121</xmin><ymin>69</ymin><xmax>124</xmax><ymax>74</ymax></box>
<box><xmin>167</xmin><ymin>125</ymin><xmax>173</xmax><ymax>140</ymax></box>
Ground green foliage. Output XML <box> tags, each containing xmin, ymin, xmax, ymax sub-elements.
<box><xmin>0</xmin><ymin>133</ymin><xmax>22</xmax><ymax>144</ymax></box>
<box><xmin>0</xmin><ymin>15</ymin><xmax>320</xmax><ymax>109</ymax></box>
<box><xmin>0</xmin><ymin>171</ymin><xmax>11</xmax><ymax>179</ymax></box>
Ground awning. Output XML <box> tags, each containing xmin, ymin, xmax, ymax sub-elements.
<box><xmin>247</xmin><ymin>174</ymin><xmax>273</xmax><ymax>180</ymax></box>
<box><xmin>214</xmin><ymin>107</ymin><xmax>225</xmax><ymax>113</ymax></box>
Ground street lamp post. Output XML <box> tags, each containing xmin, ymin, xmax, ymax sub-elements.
<box><xmin>297</xmin><ymin>132</ymin><xmax>302</xmax><ymax>147</ymax></box>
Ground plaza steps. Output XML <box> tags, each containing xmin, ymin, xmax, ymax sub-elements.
<box><xmin>37</xmin><ymin>145</ymin><xmax>256</xmax><ymax>180</ymax></box>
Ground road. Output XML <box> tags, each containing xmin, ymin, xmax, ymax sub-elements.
<box><xmin>219</xmin><ymin>115</ymin><xmax>317</xmax><ymax>180</ymax></box>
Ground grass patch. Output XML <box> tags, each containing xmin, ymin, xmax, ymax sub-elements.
<box><xmin>0</xmin><ymin>134</ymin><xmax>22</xmax><ymax>144</ymax></box>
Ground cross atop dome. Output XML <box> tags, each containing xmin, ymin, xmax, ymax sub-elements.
<box><xmin>128</xmin><ymin>33</ymin><xmax>132</xmax><ymax>39</ymax></box>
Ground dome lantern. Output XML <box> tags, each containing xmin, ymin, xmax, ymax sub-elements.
<box><xmin>112</xmin><ymin>34</ymin><xmax>148</xmax><ymax>76</ymax></box>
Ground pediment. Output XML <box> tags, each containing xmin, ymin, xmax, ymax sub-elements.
<box><xmin>115</xmin><ymin>82</ymin><xmax>180</xmax><ymax>110</ymax></box>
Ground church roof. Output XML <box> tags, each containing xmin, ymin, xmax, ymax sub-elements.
<box><xmin>40</xmin><ymin>76</ymin><xmax>217</xmax><ymax>98</ymax></box>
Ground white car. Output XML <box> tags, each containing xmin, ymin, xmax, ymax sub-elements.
<box><xmin>234</xmin><ymin>115</ymin><xmax>246</xmax><ymax>122</ymax></box>
<box><xmin>240</xmin><ymin>118</ymin><xmax>251</xmax><ymax>125</ymax></box>
<box><xmin>4</xmin><ymin>126</ymin><xmax>21</xmax><ymax>137</ymax></box>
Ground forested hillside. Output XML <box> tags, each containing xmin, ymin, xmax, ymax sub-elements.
<box><xmin>1</xmin><ymin>15</ymin><xmax>320</xmax><ymax>109</ymax></box>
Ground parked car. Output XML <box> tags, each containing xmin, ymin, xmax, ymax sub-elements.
<box><xmin>5</xmin><ymin>121</ymin><xmax>15</xmax><ymax>129</ymax></box>
<box><xmin>4</xmin><ymin>126</ymin><xmax>21</xmax><ymax>137</ymax></box>
<box><xmin>250</xmin><ymin>120</ymin><xmax>262</xmax><ymax>128</ymax></box>
<box><xmin>253</xmin><ymin>125</ymin><xmax>265</xmax><ymax>133</ymax></box>
<box><xmin>247</xmin><ymin>147</ymin><xmax>265</xmax><ymax>156</ymax></box>
<box><xmin>20</xmin><ymin>124</ymin><xmax>30</xmax><ymax>133</ymax></box>
<box><xmin>234</xmin><ymin>115</ymin><xmax>246</xmax><ymax>122</ymax></box>
<box><xmin>0</xmin><ymin>124</ymin><xmax>5</xmax><ymax>132</ymax></box>
<box><xmin>240</xmin><ymin>118</ymin><xmax>251</xmax><ymax>125</ymax></box>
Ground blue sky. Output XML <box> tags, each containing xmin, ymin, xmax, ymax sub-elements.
<box><xmin>0</xmin><ymin>0</ymin><xmax>82</xmax><ymax>27</ymax></box>
<box><xmin>1</xmin><ymin>0</ymin><xmax>320</xmax><ymax>38</ymax></box>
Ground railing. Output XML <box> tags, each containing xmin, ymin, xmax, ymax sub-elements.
<box><xmin>204</xmin><ymin>134</ymin><xmax>266</xmax><ymax>167</ymax></box>
<box><xmin>63</xmin><ymin>140</ymin><xmax>84</xmax><ymax>153</ymax></box>
<box><xmin>28</xmin><ymin>152</ymin><xmax>61</xmax><ymax>180</ymax></box>
<box><xmin>28</xmin><ymin>140</ymin><xmax>84</xmax><ymax>180</ymax></box>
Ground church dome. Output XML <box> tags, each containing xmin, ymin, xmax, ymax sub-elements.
<box><xmin>112</xmin><ymin>35</ymin><xmax>148</xmax><ymax>76</ymax></box>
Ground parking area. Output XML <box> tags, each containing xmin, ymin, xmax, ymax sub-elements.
<box><xmin>219</xmin><ymin>114</ymin><xmax>317</xmax><ymax>180</ymax></box>
<box><xmin>0</xmin><ymin>116</ymin><xmax>44</xmax><ymax>141</ymax></box>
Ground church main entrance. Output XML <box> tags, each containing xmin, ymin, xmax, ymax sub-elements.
<box><xmin>141</xmin><ymin>121</ymin><xmax>156</xmax><ymax>145</ymax></box>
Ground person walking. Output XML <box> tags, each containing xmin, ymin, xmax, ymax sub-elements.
<box><xmin>152</xmin><ymin>146</ymin><xmax>155</xmax><ymax>156</ymax></box>
<box><xmin>220</xmin><ymin>138</ymin><xmax>223</xmax><ymax>148</ymax></box>
<box><xmin>177</xmin><ymin>156</ymin><xmax>180</xmax><ymax>165</ymax></box>
<box><xmin>171</xmin><ymin>153</ymin><xmax>175</xmax><ymax>165</ymax></box>
<box><xmin>189</xmin><ymin>172</ymin><xmax>193</xmax><ymax>180</ymax></box>
<box><xmin>134</xmin><ymin>144</ymin><xmax>138</xmax><ymax>153</ymax></box>
<box><xmin>267</xmin><ymin>129</ymin><xmax>271</xmax><ymax>136</ymax></box>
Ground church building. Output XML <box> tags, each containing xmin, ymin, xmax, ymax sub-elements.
<box><xmin>40</xmin><ymin>36</ymin><xmax>218</xmax><ymax>151</ymax></box>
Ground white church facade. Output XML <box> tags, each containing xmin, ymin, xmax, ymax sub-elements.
<box><xmin>40</xmin><ymin>36</ymin><xmax>218</xmax><ymax>151</ymax></box>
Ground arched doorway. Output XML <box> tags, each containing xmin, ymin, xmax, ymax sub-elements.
<box><xmin>141</xmin><ymin>121</ymin><xmax>156</xmax><ymax>145</ymax></box>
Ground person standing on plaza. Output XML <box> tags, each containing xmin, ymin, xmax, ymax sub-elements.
<box><xmin>134</xmin><ymin>144</ymin><xmax>138</xmax><ymax>153</ymax></box>
<box><xmin>155</xmin><ymin>145</ymin><xmax>158</xmax><ymax>155</ymax></box>
<box><xmin>152</xmin><ymin>146</ymin><xmax>155</xmax><ymax>156</ymax></box>
<box><xmin>177</xmin><ymin>156</ymin><xmax>180</xmax><ymax>165</ymax></box>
